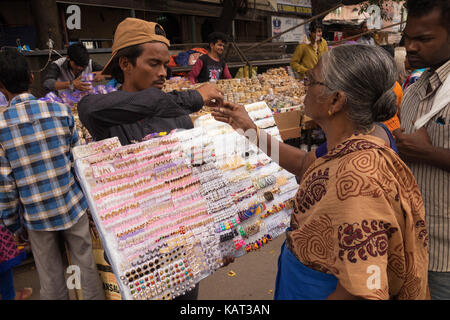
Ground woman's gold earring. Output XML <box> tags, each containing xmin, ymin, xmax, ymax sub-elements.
<box><xmin>328</xmin><ymin>110</ymin><xmax>333</xmax><ymax>116</ymax></box>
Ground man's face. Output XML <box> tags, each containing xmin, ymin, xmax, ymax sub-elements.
<box><xmin>126</xmin><ymin>42</ymin><xmax>169</xmax><ymax>91</ymax></box>
<box><xmin>68</xmin><ymin>60</ymin><xmax>85</xmax><ymax>75</ymax></box>
<box><xmin>311</xmin><ymin>29</ymin><xmax>323</xmax><ymax>42</ymax></box>
<box><xmin>361</xmin><ymin>23</ymin><xmax>368</xmax><ymax>34</ymax></box>
<box><xmin>210</xmin><ymin>40</ymin><xmax>225</xmax><ymax>56</ymax></box>
<box><xmin>403</xmin><ymin>7</ymin><xmax>450</xmax><ymax>70</ymax></box>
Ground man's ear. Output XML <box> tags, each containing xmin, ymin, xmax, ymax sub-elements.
<box><xmin>118</xmin><ymin>56</ymin><xmax>131</xmax><ymax>73</ymax></box>
<box><xmin>29</xmin><ymin>73</ymin><xmax>34</xmax><ymax>85</ymax></box>
<box><xmin>329</xmin><ymin>91</ymin><xmax>347</xmax><ymax>115</ymax></box>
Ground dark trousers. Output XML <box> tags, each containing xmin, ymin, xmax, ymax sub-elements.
<box><xmin>0</xmin><ymin>269</ymin><xmax>15</xmax><ymax>300</ymax></box>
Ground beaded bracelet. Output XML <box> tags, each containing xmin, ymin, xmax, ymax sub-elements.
<box><xmin>244</xmin><ymin>234</ymin><xmax>273</xmax><ymax>253</ymax></box>
<box><xmin>260</xmin><ymin>198</ymin><xmax>295</xmax><ymax>219</ymax></box>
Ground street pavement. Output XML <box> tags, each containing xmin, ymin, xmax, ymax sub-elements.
<box><xmin>12</xmin><ymin>234</ymin><xmax>284</xmax><ymax>300</ymax></box>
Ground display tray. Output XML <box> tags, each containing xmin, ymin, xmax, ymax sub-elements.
<box><xmin>74</xmin><ymin>107</ymin><xmax>298</xmax><ymax>300</ymax></box>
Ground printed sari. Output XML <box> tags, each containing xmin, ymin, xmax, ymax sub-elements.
<box><xmin>278</xmin><ymin>134</ymin><xmax>429</xmax><ymax>300</ymax></box>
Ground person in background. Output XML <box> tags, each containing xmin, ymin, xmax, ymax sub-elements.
<box><xmin>0</xmin><ymin>224</ymin><xmax>32</xmax><ymax>300</ymax></box>
<box><xmin>394</xmin><ymin>47</ymin><xmax>409</xmax><ymax>85</ymax></box>
<box><xmin>0</xmin><ymin>49</ymin><xmax>105</xmax><ymax>300</ymax></box>
<box><xmin>213</xmin><ymin>44</ymin><xmax>428</xmax><ymax>299</ymax></box>
<box><xmin>393</xmin><ymin>0</ymin><xmax>450</xmax><ymax>300</ymax></box>
<box><xmin>357</xmin><ymin>21</ymin><xmax>376</xmax><ymax>45</ymax></box>
<box><xmin>290</xmin><ymin>21</ymin><xmax>328</xmax><ymax>80</ymax></box>
<box><xmin>379</xmin><ymin>45</ymin><xmax>404</xmax><ymax>133</ymax></box>
<box><xmin>42</xmin><ymin>42</ymin><xmax>106</xmax><ymax>95</ymax></box>
<box><xmin>398</xmin><ymin>36</ymin><xmax>426</xmax><ymax>91</ymax></box>
<box><xmin>188</xmin><ymin>32</ymin><xmax>232</xmax><ymax>83</ymax></box>
<box><xmin>402</xmin><ymin>57</ymin><xmax>426</xmax><ymax>91</ymax></box>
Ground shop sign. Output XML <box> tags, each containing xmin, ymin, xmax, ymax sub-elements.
<box><xmin>276</xmin><ymin>0</ymin><xmax>312</xmax><ymax>15</ymax></box>
<box><xmin>271</xmin><ymin>16</ymin><xmax>307</xmax><ymax>42</ymax></box>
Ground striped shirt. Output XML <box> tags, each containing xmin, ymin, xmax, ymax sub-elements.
<box><xmin>400</xmin><ymin>59</ymin><xmax>450</xmax><ymax>272</ymax></box>
<box><xmin>0</xmin><ymin>93</ymin><xmax>87</xmax><ymax>232</ymax></box>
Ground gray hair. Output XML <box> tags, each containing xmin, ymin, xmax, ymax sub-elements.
<box><xmin>320</xmin><ymin>44</ymin><xmax>398</xmax><ymax>131</ymax></box>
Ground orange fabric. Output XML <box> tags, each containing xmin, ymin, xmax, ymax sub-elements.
<box><xmin>393</xmin><ymin>81</ymin><xmax>403</xmax><ymax>107</ymax></box>
<box><xmin>382</xmin><ymin>81</ymin><xmax>403</xmax><ymax>133</ymax></box>
<box><xmin>191</xmin><ymin>48</ymin><xmax>208</xmax><ymax>55</ymax></box>
<box><xmin>383</xmin><ymin>114</ymin><xmax>401</xmax><ymax>133</ymax></box>
<box><xmin>168</xmin><ymin>55</ymin><xmax>178</xmax><ymax>67</ymax></box>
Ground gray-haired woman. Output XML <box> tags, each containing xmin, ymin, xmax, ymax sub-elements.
<box><xmin>212</xmin><ymin>44</ymin><xmax>429</xmax><ymax>300</ymax></box>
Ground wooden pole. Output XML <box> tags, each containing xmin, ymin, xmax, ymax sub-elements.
<box><xmin>30</xmin><ymin>0</ymin><xmax>64</xmax><ymax>49</ymax></box>
<box><xmin>328</xmin><ymin>20</ymin><xmax>404</xmax><ymax>46</ymax></box>
<box><xmin>242</xmin><ymin>2</ymin><xmax>343</xmax><ymax>53</ymax></box>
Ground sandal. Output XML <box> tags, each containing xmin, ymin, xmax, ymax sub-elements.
<box><xmin>15</xmin><ymin>287</ymin><xmax>33</xmax><ymax>300</ymax></box>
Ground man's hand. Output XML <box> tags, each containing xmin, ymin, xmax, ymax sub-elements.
<box><xmin>92</xmin><ymin>71</ymin><xmax>110</xmax><ymax>82</ymax></box>
<box><xmin>73</xmin><ymin>76</ymin><xmax>92</xmax><ymax>91</ymax></box>
<box><xmin>196</xmin><ymin>83</ymin><xmax>224</xmax><ymax>108</ymax></box>
<box><xmin>211</xmin><ymin>102</ymin><xmax>256</xmax><ymax>132</ymax></box>
<box><xmin>393</xmin><ymin>127</ymin><xmax>433</xmax><ymax>163</ymax></box>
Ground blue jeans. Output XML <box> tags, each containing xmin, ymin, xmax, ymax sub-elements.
<box><xmin>428</xmin><ymin>271</ymin><xmax>450</xmax><ymax>300</ymax></box>
<box><xmin>0</xmin><ymin>269</ymin><xmax>15</xmax><ymax>300</ymax></box>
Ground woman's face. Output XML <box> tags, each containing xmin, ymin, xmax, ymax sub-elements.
<box><xmin>303</xmin><ymin>59</ymin><xmax>330</xmax><ymax>122</ymax></box>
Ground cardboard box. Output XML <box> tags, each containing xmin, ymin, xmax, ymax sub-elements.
<box><xmin>273</xmin><ymin>110</ymin><xmax>302</xmax><ymax>140</ymax></box>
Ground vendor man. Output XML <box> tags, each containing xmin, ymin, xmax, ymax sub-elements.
<box><xmin>42</xmin><ymin>42</ymin><xmax>105</xmax><ymax>94</ymax></box>
<box><xmin>290</xmin><ymin>21</ymin><xmax>328</xmax><ymax>80</ymax></box>
<box><xmin>78</xmin><ymin>17</ymin><xmax>227</xmax><ymax>299</ymax></box>
<box><xmin>78</xmin><ymin>17</ymin><xmax>224</xmax><ymax>146</ymax></box>
<box><xmin>188</xmin><ymin>32</ymin><xmax>232</xmax><ymax>83</ymax></box>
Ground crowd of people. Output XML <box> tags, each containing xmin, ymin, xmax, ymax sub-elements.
<box><xmin>0</xmin><ymin>0</ymin><xmax>449</xmax><ymax>300</ymax></box>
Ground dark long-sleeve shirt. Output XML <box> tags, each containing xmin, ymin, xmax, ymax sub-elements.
<box><xmin>77</xmin><ymin>88</ymin><xmax>204</xmax><ymax>145</ymax></box>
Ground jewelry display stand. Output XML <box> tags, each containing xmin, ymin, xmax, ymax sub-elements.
<box><xmin>74</xmin><ymin>102</ymin><xmax>298</xmax><ymax>300</ymax></box>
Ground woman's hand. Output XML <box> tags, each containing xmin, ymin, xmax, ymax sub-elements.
<box><xmin>196</xmin><ymin>83</ymin><xmax>224</xmax><ymax>108</ymax></box>
<box><xmin>211</xmin><ymin>102</ymin><xmax>256</xmax><ymax>132</ymax></box>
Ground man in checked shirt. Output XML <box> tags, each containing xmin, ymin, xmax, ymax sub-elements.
<box><xmin>0</xmin><ymin>49</ymin><xmax>104</xmax><ymax>300</ymax></box>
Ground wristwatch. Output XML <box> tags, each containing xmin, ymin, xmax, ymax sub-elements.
<box><xmin>69</xmin><ymin>79</ymin><xmax>74</xmax><ymax>91</ymax></box>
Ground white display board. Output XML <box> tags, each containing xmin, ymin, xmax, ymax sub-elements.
<box><xmin>74</xmin><ymin>110</ymin><xmax>298</xmax><ymax>300</ymax></box>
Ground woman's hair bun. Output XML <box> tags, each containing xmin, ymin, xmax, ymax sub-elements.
<box><xmin>372</xmin><ymin>88</ymin><xmax>397</xmax><ymax>122</ymax></box>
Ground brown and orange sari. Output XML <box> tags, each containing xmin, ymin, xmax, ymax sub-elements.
<box><xmin>280</xmin><ymin>134</ymin><xmax>429</xmax><ymax>300</ymax></box>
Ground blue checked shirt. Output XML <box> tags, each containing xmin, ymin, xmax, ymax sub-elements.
<box><xmin>0</xmin><ymin>93</ymin><xmax>87</xmax><ymax>232</ymax></box>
